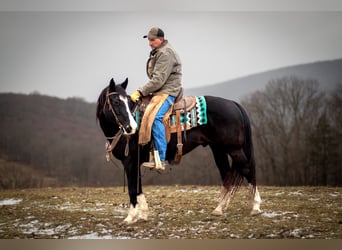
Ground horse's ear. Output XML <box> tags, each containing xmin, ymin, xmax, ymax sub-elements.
<box><xmin>109</xmin><ymin>78</ymin><xmax>116</xmax><ymax>91</ymax></box>
<box><xmin>121</xmin><ymin>78</ymin><xmax>128</xmax><ymax>90</ymax></box>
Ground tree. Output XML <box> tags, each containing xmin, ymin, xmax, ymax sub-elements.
<box><xmin>306</xmin><ymin>113</ymin><xmax>337</xmax><ymax>185</ymax></box>
<box><xmin>242</xmin><ymin>77</ymin><xmax>325</xmax><ymax>185</ymax></box>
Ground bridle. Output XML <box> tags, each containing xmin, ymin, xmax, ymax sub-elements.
<box><xmin>103</xmin><ymin>90</ymin><xmax>129</xmax><ymax>159</ymax></box>
<box><xmin>105</xmin><ymin>90</ymin><xmax>124</xmax><ymax>130</ymax></box>
<box><xmin>104</xmin><ymin>89</ymin><xmax>139</xmax><ymax>158</ymax></box>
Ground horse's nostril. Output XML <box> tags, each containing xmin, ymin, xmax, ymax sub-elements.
<box><xmin>125</xmin><ymin>125</ymin><xmax>132</xmax><ymax>133</ymax></box>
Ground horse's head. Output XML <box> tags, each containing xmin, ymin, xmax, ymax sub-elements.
<box><xmin>97</xmin><ymin>78</ymin><xmax>137</xmax><ymax>136</ymax></box>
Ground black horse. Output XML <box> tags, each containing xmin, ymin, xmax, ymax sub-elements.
<box><xmin>96</xmin><ymin>78</ymin><xmax>262</xmax><ymax>224</ymax></box>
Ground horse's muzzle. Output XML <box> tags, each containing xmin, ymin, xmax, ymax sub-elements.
<box><xmin>123</xmin><ymin>124</ymin><xmax>136</xmax><ymax>135</ymax></box>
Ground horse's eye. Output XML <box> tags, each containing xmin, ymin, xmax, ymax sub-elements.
<box><xmin>113</xmin><ymin>99</ymin><xmax>120</xmax><ymax>106</ymax></box>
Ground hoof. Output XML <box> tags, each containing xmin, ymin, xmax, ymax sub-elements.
<box><xmin>139</xmin><ymin>213</ymin><xmax>148</xmax><ymax>221</ymax></box>
<box><xmin>250</xmin><ymin>209</ymin><xmax>263</xmax><ymax>216</ymax></box>
<box><xmin>123</xmin><ymin>217</ymin><xmax>138</xmax><ymax>225</ymax></box>
<box><xmin>211</xmin><ymin>209</ymin><xmax>223</xmax><ymax>216</ymax></box>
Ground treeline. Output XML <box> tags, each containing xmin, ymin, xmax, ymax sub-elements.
<box><xmin>241</xmin><ymin>77</ymin><xmax>341</xmax><ymax>186</ymax></box>
<box><xmin>0</xmin><ymin>77</ymin><xmax>341</xmax><ymax>189</ymax></box>
<box><xmin>0</xmin><ymin>94</ymin><xmax>118</xmax><ymax>188</ymax></box>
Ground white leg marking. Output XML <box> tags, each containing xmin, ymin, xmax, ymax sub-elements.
<box><xmin>137</xmin><ymin>194</ymin><xmax>149</xmax><ymax>221</ymax></box>
<box><xmin>123</xmin><ymin>205</ymin><xmax>139</xmax><ymax>225</ymax></box>
<box><xmin>212</xmin><ymin>186</ymin><xmax>231</xmax><ymax>216</ymax></box>
<box><xmin>123</xmin><ymin>195</ymin><xmax>149</xmax><ymax>225</ymax></box>
<box><xmin>249</xmin><ymin>184</ymin><xmax>263</xmax><ymax>216</ymax></box>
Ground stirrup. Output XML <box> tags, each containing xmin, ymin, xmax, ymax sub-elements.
<box><xmin>142</xmin><ymin>150</ymin><xmax>166</xmax><ymax>171</ymax></box>
<box><xmin>142</xmin><ymin>161</ymin><xmax>156</xmax><ymax>169</ymax></box>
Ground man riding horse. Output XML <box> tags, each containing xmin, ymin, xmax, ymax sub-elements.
<box><xmin>130</xmin><ymin>27</ymin><xmax>182</xmax><ymax>171</ymax></box>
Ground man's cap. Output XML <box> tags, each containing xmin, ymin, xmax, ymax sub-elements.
<box><xmin>143</xmin><ymin>27</ymin><xmax>164</xmax><ymax>39</ymax></box>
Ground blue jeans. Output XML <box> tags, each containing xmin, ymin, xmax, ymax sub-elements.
<box><xmin>152</xmin><ymin>95</ymin><xmax>175</xmax><ymax>161</ymax></box>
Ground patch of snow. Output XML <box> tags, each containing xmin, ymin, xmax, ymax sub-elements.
<box><xmin>308</xmin><ymin>198</ymin><xmax>320</xmax><ymax>201</ymax></box>
<box><xmin>229</xmin><ymin>233</ymin><xmax>240</xmax><ymax>238</ymax></box>
<box><xmin>248</xmin><ymin>233</ymin><xmax>255</xmax><ymax>239</ymax></box>
<box><xmin>113</xmin><ymin>207</ymin><xmax>128</xmax><ymax>213</ymax></box>
<box><xmin>69</xmin><ymin>232</ymin><xmax>133</xmax><ymax>239</ymax></box>
<box><xmin>305</xmin><ymin>234</ymin><xmax>315</xmax><ymax>239</ymax></box>
<box><xmin>289</xmin><ymin>228</ymin><xmax>302</xmax><ymax>237</ymax></box>
<box><xmin>262</xmin><ymin>211</ymin><xmax>298</xmax><ymax>218</ymax></box>
<box><xmin>19</xmin><ymin>220</ymin><xmax>40</xmax><ymax>234</ymax></box>
<box><xmin>266</xmin><ymin>233</ymin><xmax>277</xmax><ymax>238</ymax></box>
<box><xmin>82</xmin><ymin>207</ymin><xmax>104</xmax><ymax>212</ymax></box>
<box><xmin>262</xmin><ymin>211</ymin><xmax>283</xmax><ymax>218</ymax></box>
<box><xmin>0</xmin><ymin>198</ymin><xmax>23</xmax><ymax>206</ymax></box>
<box><xmin>18</xmin><ymin>220</ymin><xmax>74</xmax><ymax>236</ymax></box>
<box><xmin>185</xmin><ymin>210</ymin><xmax>194</xmax><ymax>215</ymax></box>
<box><xmin>288</xmin><ymin>191</ymin><xmax>303</xmax><ymax>196</ymax></box>
<box><xmin>169</xmin><ymin>234</ymin><xmax>181</xmax><ymax>239</ymax></box>
<box><xmin>55</xmin><ymin>224</ymin><xmax>72</xmax><ymax>232</ymax></box>
<box><xmin>329</xmin><ymin>192</ymin><xmax>340</xmax><ymax>197</ymax></box>
<box><xmin>175</xmin><ymin>189</ymin><xmax>208</xmax><ymax>193</ymax></box>
<box><xmin>68</xmin><ymin>232</ymin><xmax>112</xmax><ymax>239</ymax></box>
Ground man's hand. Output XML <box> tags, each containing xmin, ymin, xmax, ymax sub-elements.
<box><xmin>130</xmin><ymin>90</ymin><xmax>141</xmax><ymax>103</ymax></box>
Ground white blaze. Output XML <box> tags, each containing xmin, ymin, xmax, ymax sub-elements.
<box><xmin>119</xmin><ymin>95</ymin><xmax>137</xmax><ymax>135</ymax></box>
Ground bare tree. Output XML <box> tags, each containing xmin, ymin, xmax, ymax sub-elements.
<box><xmin>242</xmin><ymin>77</ymin><xmax>324</xmax><ymax>185</ymax></box>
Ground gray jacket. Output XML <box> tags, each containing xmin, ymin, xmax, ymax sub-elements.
<box><xmin>139</xmin><ymin>40</ymin><xmax>182</xmax><ymax>97</ymax></box>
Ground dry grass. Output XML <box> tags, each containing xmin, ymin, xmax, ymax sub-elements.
<box><xmin>0</xmin><ymin>185</ymin><xmax>341</xmax><ymax>239</ymax></box>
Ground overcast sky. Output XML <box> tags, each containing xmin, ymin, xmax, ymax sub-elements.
<box><xmin>0</xmin><ymin>10</ymin><xmax>342</xmax><ymax>102</ymax></box>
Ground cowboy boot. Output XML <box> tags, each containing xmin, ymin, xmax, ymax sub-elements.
<box><xmin>142</xmin><ymin>150</ymin><xmax>167</xmax><ymax>171</ymax></box>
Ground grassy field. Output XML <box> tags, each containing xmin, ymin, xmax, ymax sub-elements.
<box><xmin>0</xmin><ymin>185</ymin><xmax>341</xmax><ymax>239</ymax></box>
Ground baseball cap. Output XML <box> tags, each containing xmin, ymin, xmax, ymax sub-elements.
<box><xmin>143</xmin><ymin>27</ymin><xmax>164</xmax><ymax>39</ymax></box>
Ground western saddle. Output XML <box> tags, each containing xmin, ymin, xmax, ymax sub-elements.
<box><xmin>138</xmin><ymin>89</ymin><xmax>197</xmax><ymax>164</ymax></box>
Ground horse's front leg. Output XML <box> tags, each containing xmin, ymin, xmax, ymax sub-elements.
<box><xmin>123</xmin><ymin>201</ymin><xmax>139</xmax><ymax>225</ymax></box>
<box><xmin>124</xmin><ymin>197</ymin><xmax>149</xmax><ymax>224</ymax></box>
<box><xmin>123</xmin><ymin>160</ymin><xmax>149</xmax><ymax>225</ymax></box>
<box><xmin>124</xmin><ymin>193</ymin><xmax>149</xmax><ymax>225</ymax></box>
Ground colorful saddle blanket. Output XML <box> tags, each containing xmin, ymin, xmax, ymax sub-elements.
<box><xmin>168</xmin><ymin>96</ymin><xmax>207</xmax><ymax>133</ymax></box>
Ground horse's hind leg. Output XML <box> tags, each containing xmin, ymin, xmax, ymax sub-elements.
<box><xmin>249</xmin><ymin>184</ymin><xmax>263</xmax><ymax>216</ymax></box>
<box><xmin>210</xmin><ymin>144</ymin><xmax>232</xmax><ymax>216</ymax></box>
<box><xmin>230</xmin><ymin>149</ymin><xmax>262</xmax><ymax>216</ymax></box>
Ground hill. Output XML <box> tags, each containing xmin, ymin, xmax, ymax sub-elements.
<box><xmin>0</xmin><ymin>93</ymin><xmax>118</xmax><ymax>188</ymax></box>
<box><xmin>185</xmin><ymin>59</ymin><xmax>342</xmax><ymax>101</ymax></box>
<box><xmin>0</xmin><ymin>93</ymin><xmax>221</xmax><ymax>188</ymax></box>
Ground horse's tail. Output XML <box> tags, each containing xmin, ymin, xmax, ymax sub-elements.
<box><xmin>235</xmin><ymin>102</ymin><xmax>256</xmax><ymax>191</ymax></box>
<box><xmin>221</xmin><ymin>101</ymin><xmax>256</xmax><ymax>199</ymax></box>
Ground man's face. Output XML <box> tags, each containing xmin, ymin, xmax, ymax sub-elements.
<box><xmin>148</xmin><ymin>38</ymin><xmax>163</xmax><ymax>50</ymax></box>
